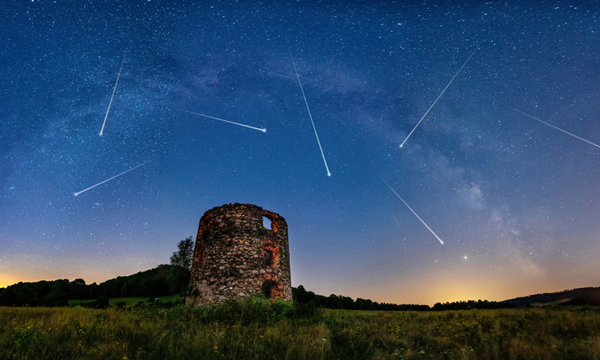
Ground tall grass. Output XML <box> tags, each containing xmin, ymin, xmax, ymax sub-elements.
<box><xmin>0</xmin><ymin>296</ymin><xmax>330</xmax><ymax>360</ymax></box>
<box><xmin>324</xmin><ymin>307</ymin><xmax>600</xmax><ymax>359</ymax></box>
<box><xmin>2</xmin><ymin>300</ymin><xmax>600</xmax><ymax>359</ymax></box>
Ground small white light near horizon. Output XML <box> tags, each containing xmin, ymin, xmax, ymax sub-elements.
<box><xmin>464</xmin><ymin>255</ymin><xmax>468</xmax><ymax>260</ymax></box>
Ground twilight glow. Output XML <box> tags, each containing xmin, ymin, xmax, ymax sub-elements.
<box><xmin>1</xmin><ymin>1</ymin><xmax>600</xmax><ymax>306</ymax></box>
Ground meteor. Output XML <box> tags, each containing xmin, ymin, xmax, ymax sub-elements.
<box><xmin>382</xmin><ymin>179</ymin><xmax>445</xmax><ymax>245</ymax></box>
<box><xmin>100</xmin><ymin>52</ymin><xmax>127</xmax><ymax>136</ymax></box>
<box><xmin>290</xmin><ymin>54</ymin><xmax>332</xmax><ymax>177</ymax></box>
<box><xmin>178</xmin><ymin>109</ymin><xmax>267</xmax><ymax>133</ymax></box>
<box><xmin>400</xmin><ymin>46</ymin><xmax>479</xmax><ymax>148</ymax></box>
<box><xmin>74</xmin><ymin>159</ymin><xmax>153</xmax><ymax>197</ymax></box>
<box><xmin>511</xmin><ymin>108</ymin><xmax>600</xmax><ymax>150</ymax></box>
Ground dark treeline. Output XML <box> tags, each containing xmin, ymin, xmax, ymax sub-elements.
<box><xmin>293</xmin><ymin>285</ymin><xmax>431</xmax><ymax>311</ymax></box>
<box><xmin>432</xmin><ymin>300</ymin><xmax>515</xmax><ymax>311</ymax></box>
<box><xmin>0</xmin><ymin>265</ymin><xmax>183</xmax><ymax>307</ymax></box>
<box><xmin>292</xmin><ymin>285</ymin><xmax>513</xmax><ymax>311</ymax></box>
<box><xmin>0</xmin><ymin>279</ymin><xmax>82</xmax><ymax>307</ymax></box>
<box><xmin>1</xmin><ymin>266</ymin><xmax>513</xmax><ymax>310</ymax></box>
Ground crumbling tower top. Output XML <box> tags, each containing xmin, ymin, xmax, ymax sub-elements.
<box><xmin>187</xmin><ymin>203</ymin><xmax>292</xmax><ymax>305</ymax></box>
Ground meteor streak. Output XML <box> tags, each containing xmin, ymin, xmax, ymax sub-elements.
<box><xmin>511</xmin><ymin>108</ymin><xmax>600</xmax><ymax>150</ymax></box>
<box><xmin>178</xmin><ymin>109</ymin><xmax>266</xmax><ymax>133</ymax></box>
<box><xmin>382</xmin><ymin>179</ymin><xmax>445</xmax><ymax>245</ymax></box>
<box><xmin>290</xmin><ymin>54</ymin><xmax>332</xmax><ymax>177</ymax></box>
<box><xmin>100</xmin><ymin>52</ymin><xmax>126</xmax><ymax>136</ymax></box>
<box><xmin>74</xmin><ymin>159</ymin><xmax>153</xmax><ymax>197</ymax></box>
<box><xmin>400</xmin><ymin>46</ymin><xmax>479</xmax><ymax>148</ymax></box>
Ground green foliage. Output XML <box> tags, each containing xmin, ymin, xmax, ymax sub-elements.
<box><xmin>0</xmin><ymin>266</ymin><xmax>178</xmax><ymax>307</ymax></box>
<box><xmin>169</xmin><ymin>236</ymin><xmax>194</xmax><ymax>270</ymax></box>
<box><xmin>293</xmin><ymin>285</ymin><xmax>432</xmax><ymax>311</ymax></box>
<box><xmin>0</xmin><ymin>296</ymin><xmax>330</xmax><ymax>360</ymax></box>
<box><xmin>69</xmin><ymin>295</ymin><xmax>182</xmax><ymax>308</ymax></box>
<box><xmin>323</xmin><ymin>307</ymin><xmax>600</xmax><ymax>359</ymax></box>
<box><xmin>167</xmin><ymin>264</ymin><xmax>190</xmax><ymax>296</ymax></box>
<box><xmin>168</xmin><ymin>236</ymin><xmax>194</xmax><ymax>295</ymax></box>
<box><xmin>83</xmin><ymin>296</ymin><xmax>110</xmax><ymax>309</ymax></box>
<box><xmin>0</xmin><ymin>279</ymin><xmax>71</xmax><ymax>307</ymax></box>
<box><xmin>3</xmin><ymin>301</ymin><xmax>600</xmax><ymax>359</ymax></box>
<box><xmin>209</xmin><ymin>294</ymin><xmax>298</xmax><ymax>325</ymax></box>
<box><xmin>97</xmin><ymin>265</ymin><xmax>172</xmax><ymax>298</ymax></box>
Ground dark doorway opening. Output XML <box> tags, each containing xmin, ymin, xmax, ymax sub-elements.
<box><xmin>262</xmin><ymin>280</ymin><xmax>275</xmax><ymax>299</ymax></box>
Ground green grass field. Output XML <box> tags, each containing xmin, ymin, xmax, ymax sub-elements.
<box><xmin>2</xmin><ymin>298</ymin><xmax>600</xmax><ymax>359</ymax></box>
<box><xmin>67</xmin><ymin>294</ymin><xmax>182</xmax><ymax>307</ymax></box>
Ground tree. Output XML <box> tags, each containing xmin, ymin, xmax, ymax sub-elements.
<box><xmin>69</xmin><ymin>278</ymin><xmax>87</xmax><ymax>299</ymax></box>
<box><xmin>168</xmin><ymin>236</ymin><xmax>194</xmax><ymax>295</ymax></box>
<box><xmin>44</xmin><ymin>279</ymin><xmax>69</xmax><ymax>306</ymax></box>
<box><xmin>170</xmin><ymin>236</ymin><xmax>194</xmax><ymax>270</ymax></box>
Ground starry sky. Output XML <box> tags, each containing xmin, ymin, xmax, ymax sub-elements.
<box><xmin>2</xmin><ymin>1</ymin><xmax>600</xmax><ymax>306</ymax></box>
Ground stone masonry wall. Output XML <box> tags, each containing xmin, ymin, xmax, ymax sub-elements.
<box><xmin>187</xmin><ymin>203</ymin><xmax>292</xmax><ymax>306</ymax></box>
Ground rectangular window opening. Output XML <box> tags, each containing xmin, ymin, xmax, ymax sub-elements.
<box><xmin>262</xmin><ymin>216</ymin><xmax>272</xmax><ymax>230</ymax></box>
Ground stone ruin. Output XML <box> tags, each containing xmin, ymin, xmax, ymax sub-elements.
<box><xmin>186</xmin><ymin>203</ymin><xmax>292</xmax><ymax>305</ymax></box>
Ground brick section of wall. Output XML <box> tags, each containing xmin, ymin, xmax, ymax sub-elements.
<box><xmin>186</xmin><ymin>203</ymin><xmax>292</xmax><ymax>305</ymax></box>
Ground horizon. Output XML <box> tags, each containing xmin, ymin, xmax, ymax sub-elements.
<box><xmin>0</xmin><ymin>263</ymin><xmax>594</xmax><ymax>307</ymax></box>
<box><xmin>2</xmin><ymin>1</ymin><xmax>600</xmax><ymax>308</ymax></box>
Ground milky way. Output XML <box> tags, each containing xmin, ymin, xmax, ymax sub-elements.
<box><xmin>2</xmin><ymin>1</ymin><xmax>600</xmax><ymax>305</ymax></box>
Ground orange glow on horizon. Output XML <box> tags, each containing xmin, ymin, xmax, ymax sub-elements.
<box><xmin>0</xmin><ymin>275</ymin><xmax>20</xmax><ymax>289</ymax></box>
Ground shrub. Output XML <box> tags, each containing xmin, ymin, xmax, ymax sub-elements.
<box><xmin>115</xmin><ymin>301</ymin><xmax>127</xmax><ymax>309</ymax></box>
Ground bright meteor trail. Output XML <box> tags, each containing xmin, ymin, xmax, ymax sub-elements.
<box><xmin>400</xmin><ymin>47</ymin><xmax>479</xmax><ymax>148</ymax></box>
<box><xmin>178</xmin><ymin>109</ymin><xmax>267</xmax><ymax>133</ymax></box>
<box><xmin>99</xmin><ymin>52</ymin><xmax>126</xmax><ymax>136</ymax></box>
<box><xmin>382</xmin><ymin>179</ymin><xmax>445</xmax><ymax>245</ymax></box>
<box><xmin>74</xmin><ymin>159</ymin><xmax>153</xmax><ymax>197</ymax></box>
<box><xmin>511</xmin><ymin>108</ymin><xmax>600</xmax><ymax>150</ymax></box>
<box><xmin>290</xmin><ymin>54</ymin><xmax>332</xmax><ymax>177</ymax></box>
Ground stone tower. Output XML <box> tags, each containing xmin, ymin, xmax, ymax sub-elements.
<box><xmin>187</xmin><ymin>203</ymin><xmax>292</xmax><ymax>305</ymax></box>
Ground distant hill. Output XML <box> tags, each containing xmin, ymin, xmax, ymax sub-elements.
<box><xmin>98</xmin><ymin>264</ymin><xmax>173</xmax><ymax>298</ymax></box>
<box><xmin>0</xmin><ymin>265</ymin><xmax>176</xmax><ymax>307</ymax></box>
<box><xmin>504</xmin><ymin>287</ymin><xmax>600</xmax><ymax>307</ymax></box>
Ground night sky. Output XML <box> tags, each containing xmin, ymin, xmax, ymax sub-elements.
<box><xmin>2</xmin><ymin>1</ymin><xmax>600</xmax><ymax>306</ymax></box>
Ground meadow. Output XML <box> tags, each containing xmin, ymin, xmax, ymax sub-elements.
<box><xmin>2</xmin><ymin>297</ymin><xmax>600</xmax><ymax>360</ymax></box>
<box><xmin>67</xmin><ymin>295</ymin><xmax>182</xmax><ymax>307</ymax></box>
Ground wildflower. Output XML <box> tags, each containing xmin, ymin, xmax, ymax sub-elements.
<box><xmin>260</xmin><ymin>335</ymin><xmax>264</xmax><ymax>338</ymax></box>
<box><xmin>213</xmin><ymin>346</ymin><xmax>218</xmax><ymax>350</ymax></box>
